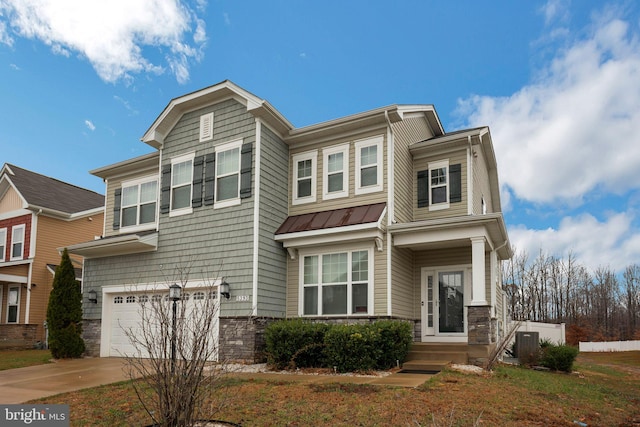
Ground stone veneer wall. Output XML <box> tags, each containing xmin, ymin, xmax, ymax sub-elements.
<box><xmin>467</xmin><ymin>305</ymin><xmax>496</xmax><ymax>367</ymax></box>
<box><xmin>218</xmin><ymin>317</ymin><xmax>275</xmax><ymax>363</ymax></box>
<box><xmin>82</xmin><ymin>319</ymin><xmax>101</xmax><ymax>357</ymax></box>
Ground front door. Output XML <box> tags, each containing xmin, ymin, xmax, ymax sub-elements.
<box><xmin>421</xmin><ymin>268</ymin><xmax>467</xmax><ymax>340</ymax></box>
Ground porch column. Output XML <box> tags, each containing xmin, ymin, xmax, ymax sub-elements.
<box><xmin>470</xmin><ymin>237</ymin><xmax>487</xmax><ymax>305</ymax></box>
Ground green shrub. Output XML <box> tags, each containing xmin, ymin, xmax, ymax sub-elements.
<box><xmin>540</xmin><ymin>344</ymin><xmax>579</xmax><ymax>372</ymax></box>
<box><xmin>323</xmin><ymin>324</ymin><xmax>381</xmax><ymax>372</ymax></box>
<box><xmin>372</xmin><ymin>320</ymin><xmax>413</xmax><ymax>369</ymax></box>
<box><xmin>264</xmin><ymin>319</ymin><xmax>329</xmax><ymax>369</ymax></box>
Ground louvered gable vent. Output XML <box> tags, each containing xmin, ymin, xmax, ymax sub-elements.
<box><xmin>199</xmin><ymin>112</ymin><xmax>214</xmax><ymax>142</ymax></box>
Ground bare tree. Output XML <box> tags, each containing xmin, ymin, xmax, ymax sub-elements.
<box><xmin>121</xmin><ymin>263</ymin><xmax>227</xmax><ymax>427</ymax></box>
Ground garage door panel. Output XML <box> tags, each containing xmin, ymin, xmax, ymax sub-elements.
<box><xmin>105</xmin><ymin>290</ymin><xmax>219</xmax><ymax>360</ymax></box>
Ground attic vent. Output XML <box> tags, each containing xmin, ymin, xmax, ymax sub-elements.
<box><xmin>199</xmin><ymin>112</ymin><xmax>214</xmax><ymax>142</ymax></box>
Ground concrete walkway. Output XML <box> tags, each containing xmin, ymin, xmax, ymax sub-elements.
<box><xmin>0</xmin><ymin>358</ymin><xmax>433</xmax><ymax>404</ymax></box>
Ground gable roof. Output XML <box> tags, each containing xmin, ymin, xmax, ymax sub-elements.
<box><xmin>0</xmin><ymin>164</ymin><xmax>104</xmax><ymax>217</ymax></box>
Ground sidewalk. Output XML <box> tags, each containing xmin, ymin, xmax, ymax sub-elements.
<box><xmin>0</xmin><ymin>358</ymin><xmax>434</xmax><ymax>404</ymax></box>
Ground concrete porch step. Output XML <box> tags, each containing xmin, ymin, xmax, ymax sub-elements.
<box><xmin>400</xmin><ymin>359</ymin><xmax>450</xmax><ymax>373</ymax></box>
<box><xmin>406</xmin><ymin>343</ymin><xmax>469</xmax><ymax>365</ymax></box>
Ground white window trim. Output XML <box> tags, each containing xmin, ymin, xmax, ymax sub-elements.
<box><xmin>7</xmin><ymin>285</ymin><xmax>19</xmax><ymax>323</ymax></box>
<box><xmin>120</xmin><ymin>175</ymin><xmax>159</xmax><ymax>233</ymax></box>
<box><xmin>199</xmin><ymin>112</ymin><xmax>214</xmax><ymax>142</ymax></box>
<box><xmin>214</xmin><ymin>138</ymin><xmax>243</xmax><ymax>209</ymax></box>
<box><xmin>0</xmin><ymin>228</ymin><xmax>6</xmax><ymax>263</ymax></box>
<box><xmin>169</xmin><ymin>152</ymin><xmax>195</xmax><ymax>217</ymax></box>
<box><xmin>322</xmin><ymin>143</ymin><xmax>349</xmax><ymax>200</ymax></box>
<box><xmin>298</xmin><ymin>245</ymin><xmax>374</xmax><ymax>317</ymax></box>
<box><xmin>428</xmin><ymin>159</ymin><xmax>450</xmax><ymax>211</ymax></box>
<box><xmin>10</xmin><ymin>224</ymin><xmax>25</xmax><ymax>261</ymax></box>
<box><xmin>292</xmin><ymin>150</ymin><xmax>317</xmax><ymax>205</ymax></box>
<box><xmin>355</xmin><ymin>136</ymin><xmax>383</xmax><ymax>195</ymax></box>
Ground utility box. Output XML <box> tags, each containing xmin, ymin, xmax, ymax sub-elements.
<box><xmin>515</xmin><ymin>331</ymin><xmax>539</xmax><ymax>362</ymax></box>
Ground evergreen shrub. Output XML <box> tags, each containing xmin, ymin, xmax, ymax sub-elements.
<box><xmin>540</xmin><ymin>344</ymin><xmax>579</xmax><ymax>372</ymax></box>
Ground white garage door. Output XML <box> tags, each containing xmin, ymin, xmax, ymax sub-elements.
<box><xmin>106</xmin><ymin>289</ymin><xmax>219</xmax><ymax>360</ymax></box>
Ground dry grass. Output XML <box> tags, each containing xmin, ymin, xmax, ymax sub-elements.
<box><xmin>31</xmin><ymin>352</ymin><xmax>640</xmax><ymax>426</ymax></box>
<box><xmin>0</xmin><ymin>349</ymin><xmax>52</xmax><ymax>371</ymax></box>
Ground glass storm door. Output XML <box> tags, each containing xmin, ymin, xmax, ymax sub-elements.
<box><xmin>438</xmin><ymin>271</ymin><xmax>464</xmax><ymax>334</ymax></box>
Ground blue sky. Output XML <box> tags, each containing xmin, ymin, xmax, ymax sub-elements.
<box><xmin>1</xmin><ymin>0</ymin><xmax>640</xmax><ymax>273</ymax></box>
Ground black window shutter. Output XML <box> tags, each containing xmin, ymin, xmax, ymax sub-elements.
<box><xmin>192</xmin><ymin>155</ymin><xmax>204</xmax><ymax>208</ymax></box>
<box><xmin>450</xmin><ymin>163</ymin><xmax>462</xmax><ymax>203</ymax></box>
<box><xmin>203</xmin><ymin>152</ymin><xmax>216</xmax><ymax>206</ymax></box>
<box><xmin>113</xmin><ymin>188</ymin><xmax>122</xmax><ymax>229</ymax></box>
<box><xmin>417</xmin><ymin>170</ymin><xmax>429</xmax><ymax>208</ymax></box>
<box><xmin>240</xmin><ymin>143</ymin><xmax>253</xmax><ymax>199</ymax></box>
<box><xmin>160</xmin><ymin>164</ymin><xmax>172</xmax><ymax>214</ymax></box>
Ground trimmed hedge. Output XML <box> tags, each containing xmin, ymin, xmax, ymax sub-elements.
<box><xmin>265</xmin><ymin>319</ymin><xmax>413</xmax><ymax>372</ymax></box>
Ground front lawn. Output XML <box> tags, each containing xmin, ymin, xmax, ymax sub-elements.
<box><xmin>30</xmin><ymin>352</ymin><xmax>640</xmax><ymax>426</ymax></box>
<box><xmin>0</xmin><ymin>349</ymin><xmax>52</xmax><ymax>371</ymax></box>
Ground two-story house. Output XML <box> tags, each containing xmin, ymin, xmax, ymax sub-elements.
<box><xmin>69</xmin><ymin>80</ymin><xmax>511</xmax><ymax>366</ymax></box>
<box><xmin>0</xmin><ymin>164</ymin><xmax>104</xmax><ymax>347</ymax></box>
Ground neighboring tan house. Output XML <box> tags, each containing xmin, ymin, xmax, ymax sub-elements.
<box><xmin>0</xmin><ymin>164</ymin><xmax>104</xmax><ymax>347</ymax></box>
<box><xmin>68</xmin><ymin>80</ymin><xmax>512</xmax><ymax>366</ymax></box>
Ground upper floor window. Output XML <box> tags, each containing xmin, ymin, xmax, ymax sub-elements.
<box><xmin>417</xmin><ymin>160</ymin><xmax>462</xmax><ymax>211</ymax></box>
<box><xmin>215</xmin><ymin>139</ymin><xmax>242</xmax><ymax>208</ymax></box>
<box><xmin>301</xmin><ymin>248</ymin><xmax>371</xmax><ymax>316</ymax></box>
<box><xmin>120</xmin><ymin>176</ymin><xmax>158</xmax><ymax>230</ymax></box>
<box><xmin>355</xmin><ymin>136</ymin><xmax>383</xmax><ymax>195</ymax></box>
<box><xmin>323</xmin><ymin>144</ymin><xmax>349</xmax><ymax>200</ymax></box>
<box><xmin>10</xmin><ymin>224</ymin><xmax>25</xmax><ymax>261</ymax></box>
<box><xmin>170</xmin><ymin>153</ymin><xmax>195</xmax><ymax>215</ymax></box>
<box><xmin>293</xmin><ymin>151</ymin><xmax>317</xmax><ymax>205</ymax></box>
<box><xmin>0</xmin><ymin>228</ymin><xmax>6</xmax><ymax>262</ymax></box>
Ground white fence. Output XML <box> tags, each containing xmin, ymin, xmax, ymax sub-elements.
<box><xmin>579</xmin><ymin>340</ymin><xmax>640</xmax><ymax>352</ymax></box>
<box><xmin>508</xmin><ymin>320</ymin><xmax>566</xmax><ymax>345</ymax></box>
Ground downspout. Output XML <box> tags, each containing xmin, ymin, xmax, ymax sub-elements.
<box><xmin>384</xmin><ymin>111</ymin><xmax>394</xmax><ymax>316</ymax></box>
<box><xmin>467</xmin><ymin>135</ymin><xmax>474</xmax><ymax>215</ymax></box>
<box><xmin>25</xmin><ymin>209</ymin><xmax>41</xmax><ymax>324</ymax></box>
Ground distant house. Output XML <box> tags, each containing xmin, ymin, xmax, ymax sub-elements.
<box><xmin>0</xmin><ymin>164</ymin><xmax>104</xmax><ymax>347</ymax></box>
<box><xmin>69</xmin><ymin>80</ymin><xmax>512</xmax><ymax>365</ymax></box>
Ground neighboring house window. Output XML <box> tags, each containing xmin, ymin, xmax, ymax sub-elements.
<box><xmin>120</xmin><ymin>177</ymin><xmax>158</xmax><ymax>230</ymax></box>
<box><xmin>323</xmin><ymin>144</ymin><xmax>349</xmax><ymax>200</ymax></box>
<box><xmin>215</xmin><ymin>139</ymin><xmax>242</xmax><ymax>208</ymax></box>
<box><xmin>7</xmin><ymin>287</ymin><xmax>18</xmax><ymax>323</ymax></box>
<box><xmin>417</xmin><ymin>161</ymin><xmax>462</xmax><ymax>210</ymax></box>
<box><xmin>170</xmin><ymin>153</ymin><xmax>195</xmax><ymax>215</ymax></box>
<box><xmin>301</xmin><ymin>249</ymin><xmax>371</xmax><ymax>316</ymax></box>
<box><xmin>292</xmin><ymin>151</ymin><xmax>317</xmax><ymax>205</ymax></box>
<box><xmin>355</xmin><ymin>136</ymin><xmax>383</xmax><ymax>195</ymax></box>
<box><xmin>10</xmin><ymin>224</ymin><xmax>25</xmax><ymax>260</ymax></box>
<box><xmin>0</xmin><ymin>228</ymin><xmax>6</xmax><ymax>262</ymax></box>
<box><xmin>199</xmin><ymin>112</ymin><xmax>214</xmax><ymax>142</ymax></box>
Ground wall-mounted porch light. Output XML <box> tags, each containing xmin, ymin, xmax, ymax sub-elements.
<box><xmin>220</xmin><ymin>281</ymin><xmax>230</xmax><ymax>299</ymax></box>
<box><xmin>88</xmin><ymin>289</ymin><xmax>98</xmax><ymax>304</ymax></box>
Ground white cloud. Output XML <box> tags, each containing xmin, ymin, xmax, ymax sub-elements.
<box><xmin>0</xmin><ymin>0</ymin><xmax>207</xmax><ymax>84</ymax></box>
<box><xmin>509</xmin><ymin>211</ymin><xmax>640</xmax><ymax>272</ymax></box>
<box><xmin>458</xmin><ymin>11</ymin><xmax>640</xmax><ymax>205</ymax></box>
<box><xmin>84</xmin><ymin>119</ymin><xmax>95</xmax><ymax>131</ymax></box>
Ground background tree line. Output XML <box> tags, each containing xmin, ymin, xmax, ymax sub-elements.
<box><xmin>502</xmin><ymin>249</ymin><xmax>640</xmax><ymax>345</ymax></box>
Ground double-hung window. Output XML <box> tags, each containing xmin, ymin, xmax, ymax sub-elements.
<box><xmin>429</xmin><ymin>160</ymin><xmax>449</xmax><ymax>210</ymax></box>
<box><xmin>292</xmin><ymin>151</ymin><xmax>317</xmax><ymax>205</ymax></box>
<box><xmin>10</xmin><ymin>224</ymin><xmax>25</xmax><ymax>261</ymax></box>
<box><xmin>121</xmin><ymin>176</ymin><xmax>158</xmax><ymax>230</ymax></box>
<box><xmin>355</xmin><ymin>136</ymin><xmax>383</xmax><ymax>194</ymax></box>
<box><xmin>301</xmin><ymin>249</ymin><xmax>371</xmax><ymax>316</ymax></box>
<box><xmin>7</xmin><ymin>287</ymin><xmax>18</xmax><ymax>323</ymax></box>
<box><xmin>215</xmin><ymin>139</ymin><xmax>242</xmax><ymax>208</ymax></box>
<box><xmin>170</xmin><ymin>153</ymin><xmax>194</xmax><ymax>215</ymax></box>
<box><xmin>323</xmin><ymin>144</ymin><xmax>349</xmax><ymax>200</ymax></box>
<box><xmin>0</xmin><ymin>228</ymin><xmax>6</xmax><ymax>262</ymax></box>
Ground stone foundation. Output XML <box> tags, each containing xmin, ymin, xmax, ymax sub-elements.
<box><xmin>82</xmin><ymin>319</ymin><xmax>102</xmax><ymax>357</ymax></box>
<box><xmin>218</xmin><ymin>317</ymin><xmax>275</xmax><ymax>363</ymax></box>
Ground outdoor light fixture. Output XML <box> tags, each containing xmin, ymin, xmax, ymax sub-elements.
<box><xmin>88</xmin><ymin>289</ymin><xmax>98</xmax><ymax>304</ymax></box>
<box><xmin>220</xmin><ymin>281</ymin><xmax>230</xmax><ymax>299</ymax></box>
<box><xmin>169</xmin><ymin>283</ymin><xmax>182</xmax><ymax>374</ymax></box>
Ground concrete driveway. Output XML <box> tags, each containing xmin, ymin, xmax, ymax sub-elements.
<box><xmin>0</xmin><ymin>357</ymin><xmax>131</xmax><ymax>404</ymax></box>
